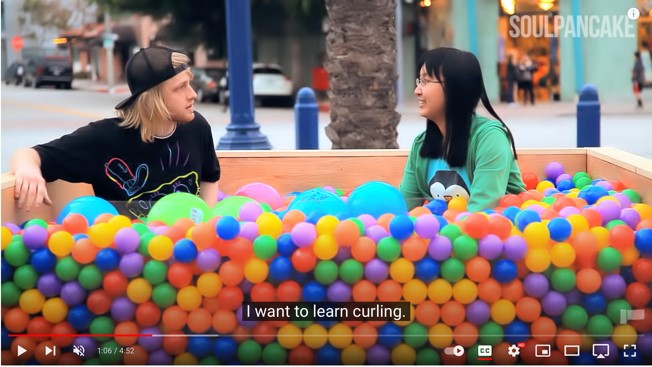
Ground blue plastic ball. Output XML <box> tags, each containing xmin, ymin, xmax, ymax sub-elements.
<box><xmin>514</xmin><ymin>210</ymin><xmax>541</xmax><ymax>232</ymax></box>
<box><xmin>635</xmin><ymin>228</ymin><xmax>652</xmax><ymax>255</ymax></box>
<box><xmin>377</xmin><ymin>323</ymin><xmax>402</xmax><ymax>348</ymax></box>
<box><xmin>502</xmin><ymin>206</ymin><xmax>521</xmax><ymax>224</ymax></box>
<box><xmin>269</xmin><ymin>256</ymin><xmax>293</xmax><ymax>282</ymax></box>
<box><xmin>415</xmin><ymin>258</ymin><xmax>439</xmax><ymax>283</ymax></box>
<box><xmin>213</xmin><ymin>337</ymin><xmax>238</xmax><ymax>362</ymax></box>
<box><xmin>302</xmin><ymin>281</ymin><xmax>326</xmax><ymax>302</ymax></box>
<box><xmin>492</xmin><ymin>259</ymin><xmax>518</xmax><ymax>284</ymax></box>
<box><xmin>56</xmin><ymin>196</ymin><xmax>119</xmax><ymax>225</ymax></box>
<box><xmin>346</xmin><ymin>181</ymin><xmax>408</xmax><ymax>219</ymax></box>
<box><xmin>1</xmin><ymin>258</ymin><xmax>13</xmax><ymax>282</ymax></box>
<box><xmin>276</xmin><ymin>234</ymin><xmax>296</xmax><ymax>257</ymax></box>
<box><xmin>571</xmin><ymin>352</ymin><xmax>596</xmax><ymax>365</ymax></box>
<box><xmin>316</xmin><ymin>344</ymin><xmax>341</xmax><ymax>364</ymax></box>
<box><xmin>425</xmin><ymin>200</ymin><xmax>448</xmax><ymax>216</ymax></box>
<box><xmin>582</xmin><ymin>293</ymin><xmax>607</xmax><ymax>315</ymax></box>
<box><xmin>578</xmin><ymin>185</ymin><xmax>609</xmax><ymax>205</ymax></box>
<box><xmin>94</xmin><ymin>248</ymin><xmax>121</xmax><ymax>272</ymax></box>
<box><xmin>73</xmin><ymin>234</ymin><xmax>88</xmax><ymax>241</ymax></box>
<box><xmin>173</xmin><ymin>239</ymin><xmax>198</xmax><ymax>263</ymax></box>
<box><xmin>1</xmin><ymin>326</ymin><xmax>10</xmax><ymax>349</ymax></box>
<box><xmin>547</xmin><ymin>217</ymin><xmax>572</xmax><ymax>242</ymax></box>
<box><xmin>216</xmin><ymin>216</ymin><xmax>240</xmax><ymax>240</ymax></box>
<box><xmin>30</xmin><ymin>248</ymin><xmax>57</xmax><ymax>274</ymax></box>
<box><xmin>557</xmin><ymin>179</ymin><xmax>575</xmax><ymax>192</ymax></box>
<box><xmin>504</xmin><ymin>320</ymin><xmax>529</xmax><ymax>344</ymax></box>
<box><xmin>389</xmin><ymin>215</ymin><xmax>414</xmax><ymax>240</ymax></box>
<box><xmin>67</xmin><ymin>305</ymin><xmax>93</xmax><ymax>330</ymax></box>
<box><xmin>188</xmin><ymin>336</ymin><xmax>213</xmax><ymax>359</ymax></box>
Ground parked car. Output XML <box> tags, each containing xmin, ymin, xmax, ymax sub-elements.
<box><xmin>4</xmin><ymin>61</ymin><xmax>26</xmax><ymax>85</ymax></box>
<box><xmin>190</xmin><ymin>67</ymin><xmax>219</xmax><ymax>102</ymax></box>
<box><xmin>218</xmin><ymin>63</ymin><xmax>294</xmax><ymax>107</ymax></box>
<box><xmin>23</xmin><ymin>55</ymin><xmax>73</xmax><ymax>89</ymax></box>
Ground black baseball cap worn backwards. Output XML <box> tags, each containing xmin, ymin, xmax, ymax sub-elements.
<box><xmin>115</xmin><ymin>46</ymin><xmax>189</xmax><ymax>110</ymax></box>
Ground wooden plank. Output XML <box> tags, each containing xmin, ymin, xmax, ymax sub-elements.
<box><xmin>587</xmin><ymin>148</ymin><xmax>652</xmax><ymax>204</ymax></box>
<box><xmin>587</xmin><ymin>147</ymin><xmax>652</xmax><ymax>180</ymax></box>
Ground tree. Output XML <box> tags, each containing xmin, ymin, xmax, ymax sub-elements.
<box><xmin>324</xmin><ymin>0</ymin><xmax>400</xmax><ymax>149</ymax></box>
<box><xmin>19</xmin><ymin>0</ymin><xmax>73</xmax><ymax>46</ymax></box>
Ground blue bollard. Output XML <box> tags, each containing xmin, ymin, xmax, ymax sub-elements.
<box><xmin>295</xmin><ymin>87</ymin><xmax>319</xmax><ymax>150</ymax></box>
<box><xmin>576</xmin><ymin>84</ymin><xmax>600</xmax><ymax>148</ymax></box>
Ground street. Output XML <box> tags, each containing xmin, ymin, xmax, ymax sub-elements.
<box><xmin>1</xmin><ymin>83</ymin><xmax>651</xmax><ymax>172</ymax></box>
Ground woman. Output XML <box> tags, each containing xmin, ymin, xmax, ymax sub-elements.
<box><xmin>399</xmin><ymin>47</ymin><xmax>525</xmax><ymax>212</ymax></box>
<box><xmin>633</xmin><ymin>51</ymin><xmax>645</xmax><ymax>108</ymax></box>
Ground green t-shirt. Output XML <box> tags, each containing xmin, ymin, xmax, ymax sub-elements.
<box><xmin>399</xmin><ymin>114</ymin><xmax>525</xmax><ymax>212</ymax></box>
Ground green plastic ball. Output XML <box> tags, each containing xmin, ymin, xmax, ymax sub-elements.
<box><xmin>314</xmin><ymin>261</ymin><xmax>338</xmax><ymax>285</ymax></box>
<box><xmin>404</xmin><ymin>323</ymin><xmax>428</xmax><ymax>348</ymax></box>
<box><xmin>339</xmin><ymin>259</ymin><xmax>364</xmax><ymax>284</ymax></box>
<box><xmin>479</xmin><ymin>322</ymin><xmax>503</xmax><ymax>345</ymax></box>
<box><xmin>376</xmin><ymin>237</ymin><xmax>401</xmax><ymax>262</ymax></box>
<box><xmin>562</xmin><ymin>305</ymin><xmax>588</xmax><ymax>330</ymax></box>
<box><xmin>4</xmin><ymin>240</ymin><xmax>30</xmax><ymax>267</ymax></box>
<box><xmin>416</xmin><ymin>349</ymin><xmax>441</xmax><ymax>365</ymax></box>
<box><xmin>1</xmin><ymin>281</ymin><xmax>21</xmax><ymax>307</ymax></box>
<box><xmin>237</xmin><ymin>340</ymin><xmax>262</xmax><ymax>364</ymax></box>
<box><xmin>78</xmin><ymin>265</ymin><xmax>103</xmax><ymax>290</ymax></box>
<box><xmin>253</xmin><ymin>235</ymin><xmax>277</xmax><ymax>260</ymax></box>
<box><xmin>143</xmin><ymin>260</ymin><xmax>167</xmax><ymax>285</ymax></box>
<box><xmin>606</xmin><ymin>299</ymin><xmax>632</xmax><ymax>324</ymax></box>
<box><xmin>24</xmin><ymin>218</ymin><xmax>48</xmax><ymax>228</ymax></box>
<box><xmin>550</xmin><ymin>268</ymin><xmax>576</xmax><ymax>293</ymax></box>
<box><xmin>440</xmin><ymin>224</ymin><xmax>463</xmax><ymax>243</ymax></box>
<box><xmin>597</xmin><ymin>247</ymin><xmax>622</xmax><ymax>272</ymax></box>
<box><xmin>152</xmin><ymin>283</ymin><xmax>177</xmax><ymax>308</ymax></box>
<box><xmin>98</xmin><ymin>341</ymin><xmax>122</xmax><ymax>364</ymax></box>
<box><xmin>621</xmin><ymin>189</ymin><xmax>642</xmax><ymax>204</ymax></box>
<box><xmin>14</xmin><ymin>265</ymin><xmax>39</xmax><ymax>290</ymax></box>
<box><xmin>262</xmin><ymin>342</ymin><xmax>287</xmax><ymax>365</ymax></box>
<box><xmin>90</xmin><ymin>316</ymin><xmax>115</xmax><ymax>342</ymax></box>
<box><xmin>441</xmin><ymin>258</ymin><xmax>465</xmax><ymax>283</ymax></box>
<box><xmin>56</xmin><ymin>256</ymin><xmax>81</xmax><ymax>282</ymax></box>
<box><xmin>453</xmin><ymin>235</ymin><xmax>478</xmax><ymax>261</ymax></box>
<box><xmin>587</xmin><ymin>314</ymin><xmax>614</xmax><ymax>338</ymax></box>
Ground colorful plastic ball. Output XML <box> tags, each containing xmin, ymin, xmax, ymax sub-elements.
<box><xmin>60</xmin><ymin>281</ymin><xmax>86</xmax><ymax>306</ymax></box>
<box><xmin>415</xmin><ymin>257</ymin><xmax>439</xmax><ymax>283</ymax></box>
<box><xmin>173</xmin><ymin>239</ymin><xmax>198</xmax><ymax>263</ymax></box>
<box><xmin>94</xmin><ymin>248</ymin><xmax>120</xmax><ymax>272</ymax></box>
<box><xmin>35</xmin><ymin>273</ymin><xmax>61</xmax><ymax>299</ymax></box>
<box><xmin>545</xmin><ymin>162</ymin><xmax>564</xmax><ymax>181</ymax></box>
<box><xmin>503</xmin><ymin>235</ymin><xmax>527</xmax><ymax>261</ymax></box>
<box><xmin>547</xmin><ymin>217</ymin><xmax>572</xmax><ymax>242</ymax></box>
<box><xmin>261</xmin><ymin>342</ymin><xmax>287</xmax><ymax>365</ymax></box>
<box><xmin>582</xmin><ymin>292</ymin><xmax>607</xmax><ymax>315</ymax></box>
<box><xmin>601</xmin><ymin>274</ymin><xmax>626</xmax><ymax>299</ymax></box>
<box><xmin>365</xmin><ymin>345</ymin><xmax>391</xmax><ymax>365</ymax></box>
<box><xmin>237</xmin><ymin>340</ymin><xmax>262</xmax><ymax>364</ymax></box>
<box><xmin>216</xmin><ymin>216</ymin><xmax>240</xmax><ymax>240</ymax></box>
<box><xmin>19</xmin><ymin>289</ymin><xmax>45</xmax><ymax>314</ymax></box>
<box><xmin>466</xmin><ymin>300</ymin><xmax>491</xmax><ymax>326</ymax></box>
<box><xmin>327</xmin><ymin>280</ymin><xmax>352</xmax><ymax>302</ymax></box>
<box><xmin>524</xmin><ymin>248</ymin><xmax>551</xmax><ymax>273</ymax></box>
<box><xmin>30</xmin><ymin>248</ymin><xmax>57</xmax><ymax>274</ymax></box>
<box><xmin>597</xmin><ymin>247</ymin><xmax>622</xmax><ymax>272</ymax></box>
<box><xmin>490</xmin><ymin>299</ymin><xmax>516</xmax><ymax>325</ymax></box>
<box><xmin>377</xmin><ymin>237</ymin><xmax>401</xmax><ymax>262</ymax></box>
<box><xmin>1</xmin><ymin>258</ymin><xmax>12</xmax><ymax>283</ymax></box>
<box><xmin>67</xmin><ymin>305</ymin><xmax>93</xmax><ymax>330</ymax></box>
<box><xmin>541</xmin><ymin>291</ymin><xmax>567</xmax><ymax>316</ymax></box>
<box><xmin>316</xmin><ymin>344</ymin><xmax>341</xmax><ymax>365</ymax></box>
<box><xmin>148</xmin><ymin>235</ymin><xmax>174</xmax><ymax>261</ymax></box>
<box><xmin>22</xmin><ymin>225</ymin><xmax>48</xmax><ymax>250</ymax></box>
<box><xmin>441</xmin><ymin>258</ymin><xmax>465</xmax><ymax>283</ymax></box>
<box><xmin>346</xmin><ymin>181</ymin><xmax>408</xmax><ymax>218</ymax></box>
<box><xmin>196</xmin><ymin>249</ymin><xmax>221</xmax><ymax>272</ymax></box>
<box><xmin>42</xmin><ymin>297</ymin><xmax>68</xmax><ymax>324</ymax></box>
<box><xmin>118</xmin><ymin>253</ymin><xmax>144</xmax><ymax>278</ymax></box>
<box><xmin>579</xmin><ymin>185</ymin><xmax>609</xmax><ymax>205</ymax></box>
<box><xmin>269</xmin><ymin>256</ymin><xmax>293</xmax><ymax>282</ymax></box>
<box><xmin>550</xmin><ymin>242</ymin><xmax>576</xmax><ymax>268</ymax></box>
<box><xmin>504</xmin><ymin>320</ymin><xmax>529</xmax><ymax>344</ymax></box>
<box><xmin>492</xmin><ymin>259</ymin><xmax>518</xmax><ymax>284</ymax></box>
<box><xmin>56</xmin><ymin>196</ymin><xmax>119</xmax><ymax>226</ymax></box>
<box><xmin>550</xmin><ymin>268</ymin><xmax>576</xmax><ymax>293</ymax></box>
<box><xmin>403</xmin><ymin>279</ymin><xmax>428</xmax><ymax>304</ymax></box>
<box><xmin>478</xmin><ymin>234</ymin><xmax>502</xmax><ymax>260</ymax></box>
<box><xmin>515</xmin><ymin>210</ymin><xmax>541</xmax><ymax>232</ymax></box>
<box><xmin>314</xmin><ymin>234</ymin><xmax>339</xmax><ymax>260</ymax></box>
<box><xmin>256</xmin><ymin>212</ymin><xmax>284</xmax><ymax>238</ymax></box>
<box><xmin>414</xmin><ymin>214</ymin><xmax>440</xmax><ymax>239</ymax></box>
<box><xmin>453</xmin><ymin>279</ymin><xmax>478</xmax><ymax>304</ymax></box>
<box><xmin>252</xmin><ymin>235</ymin><xmax>277</xmax><ymax>260</ymax></box>
<box><xmin>452</xmin><ymin>235</ymin><xmax>478</xmax><ymax>261</ymax></box>
<box><xmin>635</xmin><ymin>228</ymin><xmax>652</xmax><ymax>255</ymax></box>
<box><xmin>303</xmin><ymin>281</ymin><xmax>327</xmax><ymax>302</ymax></box>
<box><xmin>126</xmin><ymin>278</ymin><xmax>152</xmax><ymax>304</ymax></box>
<box><xmin>114</xmin><ymin>228</ymin><xmax>140</xmax><ymax>254</ymax></box>
<box><xmin>561</xmin><ymin>305</ymin><xmax>588</xmax><ymax>331</ymax></box>
<box><xmin>244</xmin><ymin>258</ymin><xmax>269</xmax><ymax>284</ymax></box>
<box><xmin>428</xmin><ymin>235</ymin><xmax>453</xmax><ymax>261</ymax></box>
<box><xmin>389</xmin><ymin>215</ymin><xmax>414</xmax><ymax>240</ymax></box>
<box><xmin>377</xmin><ymin>323</ymin><xmax>402</xmax><ymax>348</ymax></box>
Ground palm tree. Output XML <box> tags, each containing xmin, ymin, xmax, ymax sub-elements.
<box><xmin>324</xmin><ymin>0</ymin><xmax>400</xmax><ymax>149</ymax></box>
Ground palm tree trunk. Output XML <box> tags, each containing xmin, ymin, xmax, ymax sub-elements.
<box><xmin>324</xmin><ymin>0</ymin><xmax>400</xmax><ymax>149</ymax></box>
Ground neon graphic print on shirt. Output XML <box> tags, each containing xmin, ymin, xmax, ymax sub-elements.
<box><xmin>427</xmin><ymin>159</ymin><xmax>471</xmax><ymax>202</ymax></box>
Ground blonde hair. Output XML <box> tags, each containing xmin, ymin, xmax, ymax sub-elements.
<box><xmin>116</xmin><ymin>52</ymin><xmax>193</xmax><ymax>143</ymax></box>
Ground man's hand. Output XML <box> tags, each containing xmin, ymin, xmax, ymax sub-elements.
<box><xmin>11</xmin><ymin>148</ymin><xmax>52</xmax><ymax>212</ymax></box>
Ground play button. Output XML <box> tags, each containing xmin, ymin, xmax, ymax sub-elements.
<box><xmin>17</xmin><ymin>345</ymin><xmax>27</xmax><ymax>357</ymax></box>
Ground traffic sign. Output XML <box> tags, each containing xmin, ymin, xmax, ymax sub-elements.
<box><xmin>11</xmin><ymin>36</ymin><xmax>23</xmax><ymax>51</ymax></box>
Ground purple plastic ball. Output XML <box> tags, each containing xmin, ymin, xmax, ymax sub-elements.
<box><xmin>559</xmin><ymin>206</ymin><xmax>581</xmax><ymax>217</ymax></box>
<box><xmin>119</xmin><ymin>253</ymin><xmax>144</xmax><ymax>278</ymax></box>
<box><xmin>3</xmin><ymin>223</ymin><xmax>21</xmax><ymax>234</ymax></box>
<box><xmin>601</xmin><ymin>274</ymin><xmax>626</xmax><ymax>299</ymax></box>
<box><xmin>503</xmin><ymin>235</ymin><xmax>528</xmax><ymax>261</ymax></box>
<box><xmin>37</xmin><ymin>273</ymin><xmax>62</xmax><ymax>297</ymax></box>
<box><xmin>196</xmin><ymin>249</ymin><xmax>221</xmax><ymax>272</ymax></box>
<box><xmin>72</xmin><ymin>336</ymin><xmax>98</xmax><ymax>358</ymax></box>
<box><xmin>327</xmin><ymin>281</ymin><xmax>351</xmax><ymax>302</ymax></box>
<box><xmin>366</xmin><ymin>345</ymin><xmax>391</xmax><ymax>365</ymax></box>
<box><xmin>290</xmin><ymin>222</ymin><xmax>317</xmax><ymax>248</ymax></box>
<box><xmin>596</xmin><ymin>200</ymin><xmax>622</xmax><ymax>225</ymax></box>
<box><xmin>542</xmin><ymin>291</ymin><xmax>567</xmax><ymax>316</ymax></box>
<box><xmin>22</xmin><ymin>225</ymin><xmax>48</xmax><ymax>250</ymax></box>
<box><xmin>612</xmin><ymin>193</ymin><xmax>632</xmax><ymax>209</ymax></box>
<box><xmin>239</xmin><ymin>202</ymin><xmax>263</xmax><ymax>222</ymax></box>
<box><xmin>60</xmin><ymin>281</ymin><xmax>86</xmax><ymax>306</ymax></box>
<box><xmin>414</xmin><ymin>215</ymin><xmax>440</xmax><ymax>239</ymax></box>
<box><xmin>545</xmin><ymin>162</ymin><xmax>564</xmax><ymax>181</ymax></box>
<box><xmin>564</xmin><ymin>289</ymin><xmax>582</xmax><ymax>305</ymax></box>
<box><xmin>620</xmin><ymin>208</ymin><xmax>641</xmax><ymax>229</ymax></box>
<box><xmin>149</xmin><ymin>350</ymin><xmax>173</xmax><ymax>365</ymax></box>
<box><xmin>366</xmin><ymin>225</ymin><xmax>389</xmax><ymax>243</ymax></box>
<box><xmin>478</xmin><ymin>234</ymin><xmax>503</xmax><ymax>260</ymax></box>
<box><xmin>526</xmin><ymin>205</ymin><xmax>546</xmax><ymax>215</ymax></box>
<box><xmin>357</xmin><ymin>214</ymin><xmax>377</xmax><ymax>229</ymax></box>
<box><xmin>334</xmin><ymin>246</ymin><xmax>351</xmax><ymax>263</ymax></box>
<box><xmin>239</xmin><ymin>221</ymin><xmax>259</xmax><ymax>241</ymax></box>
<box><xmin>524</xmin><ymin>274</ymin><xmax>550</xmax><ymax>298</ymax></box>
<box><xmin>594</xmin><ymin>180</ymin><xmax>613</xmax><ymax>191</ymax></box>
<box><xmin>364</xmin><ymin>259</ymin><xmax>389</xmax><ymax>284</ymax></box>
<box><xmin>639</xmin><ymin>333</ymin><xmax>652</xmax><ymax>356</ymax></box>
<box><xmin>555</xmin><ymin>173</ymin><xmax>572</xmax><ymax>185</ymax></box>
<box><xmin>138</xmin><ymin>327</ymin><xmax>162</xmax><ymax>352</ymax></box>
<box><xmin>114</xmin><ymin>227</ymin><xmax>140</xmax><ymax>254</ymax></box>
<box><xmin>153</xmin><ymin>226</ymin><xmax>168</xmax><ymax>235</ymax></box>
<box><xmin>466</xmin><ymin>300</ymin><xmax>491</xmax><ymax>326</ymax></box>
<box><xmin>428</xmin><ymin>235</ymin><xmax>453</xmax><ymax>261</ymax></box>
<box><xmin>111</xmin><ymin>297</ymin><xmax>136</xmax><ymax>322</ymax></box>
<box><xmin>240</xmin><ymin>280</ymin><xmax>253</xmax><ymax>294</ymax></box>
<box><xmin>237</xmin><ymin>306</ymin><xmax>258</xmax><ymax>328</ymax></box>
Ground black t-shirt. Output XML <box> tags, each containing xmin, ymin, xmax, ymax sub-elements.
<box><xmin>34</xmin><ymin>112</ymin><xmax>220</xmax><ymax>218</ymax></box>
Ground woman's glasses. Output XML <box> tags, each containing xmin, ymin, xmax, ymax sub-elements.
<box><xmin>416</xmin><ymin>78</ymin><xmax>444</xmax><ymax>87</ymax></box>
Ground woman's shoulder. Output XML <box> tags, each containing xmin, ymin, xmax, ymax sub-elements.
<box><xmin>471</xmin><ymin>114</ymin><xmax>505</xmax><ymax>133</ymax></box>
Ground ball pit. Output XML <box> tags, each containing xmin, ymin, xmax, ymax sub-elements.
<box><xmin>2</xmin><ymin>164</ymin><xmax>652</xmax><ymax>365</ymax></box>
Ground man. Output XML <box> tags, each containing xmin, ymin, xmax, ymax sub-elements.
<box><xmin>10</xmin><ymin>46</ymin><xmax>220</xmax><ymax>219</ymax></box>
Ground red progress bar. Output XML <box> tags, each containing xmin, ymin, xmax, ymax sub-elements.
<box><xmin>477</xmin><ymin>358</ymin><xmax>493</xmax><ymax>361</ymax></box>
<box><xmin>8</xmin><ymin>334</ymin><xmax>154</xmax><ymax>337</ymax></box>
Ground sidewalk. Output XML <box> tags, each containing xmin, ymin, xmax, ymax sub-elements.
<box><xmin>72</xmin><ymin>79</ymin><xmax>129</xmax><ymax>95</ymax></box>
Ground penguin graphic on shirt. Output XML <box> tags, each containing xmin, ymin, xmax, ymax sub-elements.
<box><xmin>429</xmin><ymin>170</ymin><xmax>470</xmax><ymax>202</ymax></box>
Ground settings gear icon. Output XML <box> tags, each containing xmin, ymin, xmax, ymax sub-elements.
<box><xmin>507</xmin><ymin>344</ymin><xmax>521</xmax><ymax>358</ymax></box>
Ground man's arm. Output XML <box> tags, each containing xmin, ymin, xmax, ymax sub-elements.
<box><xmin>199</xmin><ymin>181</ymin><xmax>219</xmax><ymax>207</ymax></box>
<box><xmin>10</xmin><ymin>148</ymin><xmax>52</xmax><ymax>211</ymax></box>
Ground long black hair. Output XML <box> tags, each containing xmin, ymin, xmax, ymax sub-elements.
<box><xmin>418</xmin><ymin>47</ymin><xmax>518</xmax><ymax>167</ymax></box>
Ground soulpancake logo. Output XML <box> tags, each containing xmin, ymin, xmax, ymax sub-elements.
<box><xmin>508</xmin><ymin>9</ymin><xmax>638</xmax><ymax>39</ymax></box>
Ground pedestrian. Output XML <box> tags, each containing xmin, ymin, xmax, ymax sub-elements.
<box><xmin>505</xmin><ymin>54</ymin><xmax>518</xmax><ymax>106</ymax></box>
<box><xmin>10</xmin><ymin>46</ymin><xmax>221</xmax><ymax>218</ymax></box>
<box><xmin>400</xmin><ymin>47</ymin><xmax>525</xmax><ymax>212</ymax></box>
<box><xmin>633</xmin><ymin>51</ymin><xmax>646</xmax><ymax>109</ymax></box>
<box><xmin>15</xmin><ymin>63</ymin><xmax>24</xmax><ymax>85</ymax></box>
<box><xmin>517</xmin><ymin>54</ymin><xmax>537</xmax><ymax>105</ymax></box>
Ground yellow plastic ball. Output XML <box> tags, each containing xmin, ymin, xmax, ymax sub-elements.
<box><xmin>566</xmin><ymin>190</ymin><xmax>579</xmax><ymax>199</ymax></box>
<box><xmin>633</xmin><ymin>203</ymin><xmax>652</xmax><ymax>221</ymax></box>
<box><xmin>536</xmin><ymin>180</ymin><xmax>555</xmax><ymax>193</ymax></box>
<box><xmin>389</xmin><ymin>258</ymin><xmax>415</xmax><ymax>283</ymax></box>
<box><xmin>428</xmin><ymin>323</ymin><xmax>453</xmax><ymax>348</ymax></box>
<box><xmin>567</xmin><ymin>214</ymin><xmax>589</xmax><ymax>238</ymax></box>
<box><xmin>403</xmin><ymin>279</ymin><xmax>427</xmax><ymax>304</ymax></box>
<box><xmin>428</xmin><ymin>279</ymin><xmax>453</xmax><ymax>304</ymax></box>
<box><xmin>452</xmin><ymin>279</ymin><xmax>478</xmax><ymax>304</ymax></box>
<box><xmin>256</xmin><ymin>212</ymin><xmax>283</xmax><ymax>238</ymax></box>
<box><xmin>524</xmin><ymin>248</ymin><xmax>551</xmax><ymax>273</ymax></box>
<box><xmin>313</xmin><ymin>234</ymin><xmax>339</xmax><ymax>260</ymax></box>
<box><xmin>391</xmin><ymin>344</ymin><xmax>416</xmax><ymax>365</ymax></box>
<box><xmin>523</xmin><ymin>222</ymin><xmax>550</xmax><ymax>248</ymax></box>
<box><xmin>611</xmin><ymin>324</ymin><xmax>638</xmax><ymax>347</ymax></box>
<box><xmin>316</xmin><ymin>215</ymin><xmax>339</xmax><ymax>236</ymax></box>
<box><xmin>448</xmin><ymin>197</ymin><xmax>468</xmax><ymax>212</ymax></box>
<box><xmin>394</xmin><ymin>304</ymin><xmax>416</xmax><ymax>327</ymax></box>
<box><xmin>550</xmin><ymin>242</ymin><xmax>576</xmax><ymax>268</ymax></box>
<box><xmin>197</xmin><ymin>273</ymin><xmax>222</xmax><ymax>297</ymax></box>
<box><xmin>491</xmin><ymin>299</ymin><xmax>516</xmax><ymax>325</ymax></box>
<box><xmin>19</xmin><ymin>289</ymin><xmax>45</xmax><ymax>314</ymax></box>
<box><xmin>342</xmin><ymin>344</ymin><xmax>366</xmax><ymax>365</ymax></box>
<box><xmin>303</xmin><ymin>324</ymin><xmax>328</xmax><ymax>349</ymax></box>
<box><xmin>621</xmin><ymin>247</ymin><xmax>640</xmax><ymax>266</ymax></box>
<box><xmin>177</xmin><ymin>286</ymin><xmax>202</xmax><ymax>311</ymax></box>
<box><xmin>244</xmin><ymin>258</ymin><xmax>269</xmax><ymax>284</ymax></box>
<box><xmin>590</xmin><ymin>227</ymin><xmax>610</xmax><ymax>249</ymax></box>
<box><xmin>596</xmin><ymin>196</ymin><xmax>619</xmax><ymax>205</ymax></box>
<box><xmin>148</xmin><ymin>235</ymin><xmax>174</xmax><ymax>261</ymax></box>
<box><xmin>127</xmin><ymin>278</ymin><xmax>152</xmax><ymax>304</ymax></box>
<box><xmin>48</xmin><ymin>231</ymin><xmax>75</xmax><ymax>257</ymax></box>
<box><xmin>278</xmin><ymin>324</ymin><xmax>303</xmax><ymax>349</ymax></box>
<box><xmin>42</xmin><ymin>297</ymin><xmax>68</xmax><ymax>323</ymax></box>
<box><xmin>2</xmin><ymin>226</ymin><xmax>13</xmax><ymax>250</ymax></box>
<box><xmin>174</xmin><ymin>352</ymin><xmax>198</xmax><ymax>365</ymax></box>
<box><xmin>108</xmin><ymin>215</ymin><xmax>132</xmax><ymax>230</ymax></box>
<box><xmin>328</xmin><ymin>323</ymin><xmax>353</xmax><ymax>349</ymax></box>
<box><xmin>87</xmin><ymin>223</ymin><xmax>115</xmax><ymax>248</ymax></box>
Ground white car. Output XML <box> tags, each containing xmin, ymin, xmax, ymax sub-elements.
<box><xmin>219</xmin><ymin>63</ymin><xmax>294</xmax><ymax>107</ymax></box>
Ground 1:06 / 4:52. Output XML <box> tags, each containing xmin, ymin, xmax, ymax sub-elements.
<box><xmin>97</xmin><ymin>347</ymin><xmax>136</xmax><ymax>355</ymax></box>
